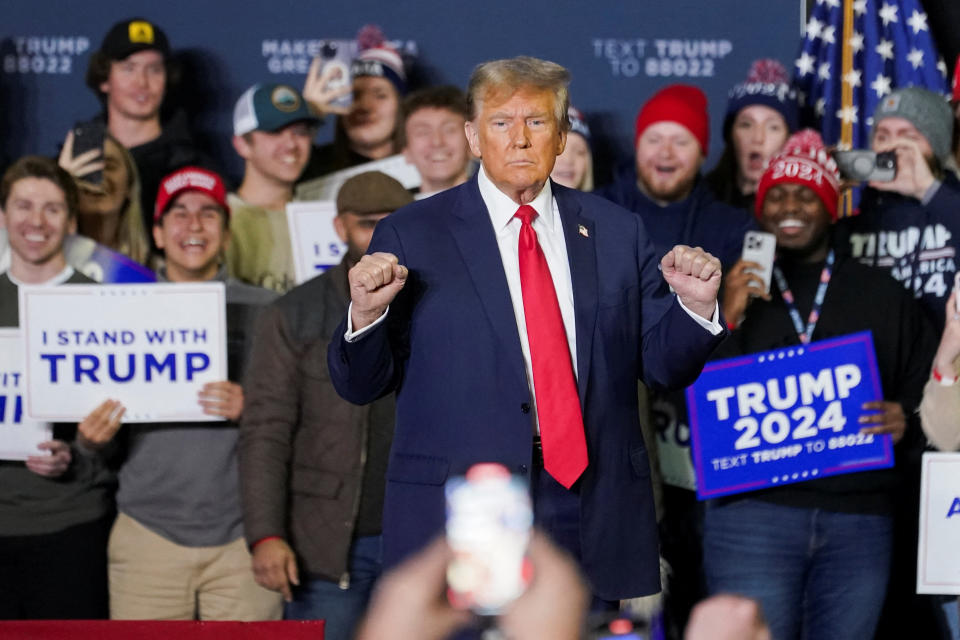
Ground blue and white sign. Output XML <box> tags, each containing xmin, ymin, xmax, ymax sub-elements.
<box><xmin>286</xmin><ymin>201</ymin><xmax>343</xmax><ymax>284</ymax></box>
<box><xmin>0</xmin><ymin>329</ymin><xmax>53</xmax><ymax>460</ymax></box>
<box><xmin>687</xmin><ymin>331</ymin><xmax>892</xmax><ymax>500</ymax></box>
<box><xmin>19</xmin><ymin>283</ymin><xmax>227</xmax><ymax>423</ymax></box>
<box><xmin>917</xmin><ymin>452</ymin><xmax>960</xmax><ymax>595</ymax></box>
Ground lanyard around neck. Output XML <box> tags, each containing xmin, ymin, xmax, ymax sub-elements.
<box><xmin>772</xmin><ymin>249</ymin><xmax>835</xmax><ymax>345</ymax></box>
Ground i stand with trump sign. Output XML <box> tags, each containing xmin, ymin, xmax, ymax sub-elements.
<box><xmin>19</xmin><ymin>283</ymin><xmax>227</xmax><ymax>423</ymax></box>
<box><xmin>687</xmin><ymin>332</ymin><xmax>893</xmax><ymax>499</ymax></box>
<box><xmin>286</xmin><ymin>200</ymin><xmax>344</xmax><ymax>285</ymax></box>
<box><xmin>918</xmin><ymin>453</ymin><xmax>960</xmax><ymax>594</ymax></box>
<box><xmin>0</xmin><ymin>329</ymin><xmax>52</xmax><ymax>459</ymax></box>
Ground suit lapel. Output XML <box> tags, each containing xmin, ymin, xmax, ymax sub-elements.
<box><xmin>447</xmin><ymin>177</ymin><xmax>528</xmax><ymax>390</ymax></box>
<box><xmin>555</xmin><ymin>184</ymin><xmax>597</xmax><ymax>407</ymax></box>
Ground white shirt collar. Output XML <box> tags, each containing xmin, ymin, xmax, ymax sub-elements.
<box><xmin>477</xmin><ymin>164</ymin><xmax>556</xmax><ymax>233</ymax></box>
<box><xmin>7</xmin><ymin>265</ymin><xmax>75</xmax><ymax>287</ymax></box>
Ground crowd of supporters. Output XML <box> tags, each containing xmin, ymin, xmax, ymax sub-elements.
<box><xmin>2</xmin><ymin>15</ymin><xmax>960</xmax><ymax>640</ymax></box>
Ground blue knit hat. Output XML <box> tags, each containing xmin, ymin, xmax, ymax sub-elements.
<box><xmin>567</xmin><ymin>106</ymin><xmax>591</xmax><ymax>145</ymax></box>
<box><xmin>723</xmin><ymin>59</ymin><xmax>799</xmax><ymax>140</ymax></box>
<box><xmin>350</xmin><ymin>25</ymin><xmax>407</xmax><ymax>96</ymax></box>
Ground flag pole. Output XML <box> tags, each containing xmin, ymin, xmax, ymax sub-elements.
<box><xmin>839</xmin><ymin>0</ymin><xmax>855</xmax><ymax>217</ymax></box>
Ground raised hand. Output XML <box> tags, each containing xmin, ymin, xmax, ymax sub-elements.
<box><xmin>58</xmin><ymin>129</ymin><xmax>105</xmax><ymax>185</ymax></box>
<box><xmin>303</xmin><ymin>56</ymin><xmax>351</xmax><ymax>118</ymax></box>
<box><xmin>661</xmin><ymin>245</ymin><xmax>722</xmax><ymax>321</ymax></box>
<box><xmin>869</xmin><ymin>137</ymin><xmax>935</xmax><ymax>201</ymax></box>
<box><xmin>349</xmin><ymin>252</ymin><xmax>409</xmax><ymax>330</ymax></box>
<box><xmin>933</xmin><ymin>292</ymin><xmax>960</xmax><ymax>379</ymax></box>
<box><xmin>722</xmin><ymin>259</ymin><xmax>771</xmax><ymax>329</ymax></box>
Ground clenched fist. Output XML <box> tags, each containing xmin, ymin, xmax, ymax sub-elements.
<box><xmin>661</xmin><ymin>245</ymin><xmax>722</xmax><ymax>321</ymax></box>
<box><xmin>349</xmin><ymin>252</ymin><xmax>409</xmax><ymax>330</ymax></box>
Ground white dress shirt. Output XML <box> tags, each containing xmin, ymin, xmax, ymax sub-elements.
<box><xmin>345</xmin><ymin>168</ymin><xmax>722</xmax><ymax>430</ymax></box>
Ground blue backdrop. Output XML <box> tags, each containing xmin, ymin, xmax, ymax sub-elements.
<box><xmin>0</xmin><ymin>0</ymin><xmax>803</xmax><ymax>186</ymax></box>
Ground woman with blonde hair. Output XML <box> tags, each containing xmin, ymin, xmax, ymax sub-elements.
<box><xmin>551</xmin><ymin>106</ymin><xmax>594</xmax><ymax>192</ymax></box>
<box><xmin>58</xmin><ymin>129</ymin><xmax>151</xmax><ymax>266</ymax></box>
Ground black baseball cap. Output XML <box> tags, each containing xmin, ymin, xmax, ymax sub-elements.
<box><xmin>98</xmin><ymin>18</ymin><xmax>170</xmax><ymax>61</ymax></box>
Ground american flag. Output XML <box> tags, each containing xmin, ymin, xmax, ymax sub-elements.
<box><xmin>793</xmin><ymin>0</ymin><xmax>949</xmax><ymax>153</ymax></box>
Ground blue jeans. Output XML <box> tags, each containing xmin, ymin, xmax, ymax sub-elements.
<box><xmin>945</xmin><ymin>597</ymin><xmax>960</xmax><ymax>639</ymax></box>
<box><xmin>703</xmin><ymin>499</ymin><xmax>892</xmax><ymax>640</ymax></box>
<box><xmin>283</xmin><ymin>535</ymin><xmax>382</xmax><ymax>640</ymax></box>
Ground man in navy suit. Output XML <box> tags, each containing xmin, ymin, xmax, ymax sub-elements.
<box><xmin>328</xmin><ymin>56</ymin><xmax>725</xmax><ymax>601</ymax></box>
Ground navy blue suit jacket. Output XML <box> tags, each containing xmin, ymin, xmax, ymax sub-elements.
<box><xmin>328</xmin><ymin>175</ymin><xmax>724</xmax><ymax>598</ymax></box>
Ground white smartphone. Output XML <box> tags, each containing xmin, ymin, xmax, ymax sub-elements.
<box><xmin>445</xmin><ymin>463</ymin><xmax>532</xmax><ymax>615</ymax></box>
<box><xmin>741</xmin><ymin>230</ymin><xmax>777</xmax><ymax>295</ymax></box>
<box><xmin>314</xmin><ymin>41</ymin><xmax>353</xmax><ymax>109</ymax></box>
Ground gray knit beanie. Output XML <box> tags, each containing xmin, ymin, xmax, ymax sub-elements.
<box><xmin>872</xmin><ymin>87</ymin><xmax>954</xmax><ymax>162</ymax></box>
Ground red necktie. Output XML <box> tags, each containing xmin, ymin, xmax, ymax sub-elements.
<box><xmin>514</xmin><ymin>204</ymin><xmax>588</xmax><ymax>489</ymax></box>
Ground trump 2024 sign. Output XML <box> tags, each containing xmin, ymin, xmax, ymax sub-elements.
<box><xmin>687</xmin><ymin>332</ymin><xmax>893</xmax><ymax>499</ymax></box>
<box><xmin>19</xmin><ymin>283</ymin><xmax>226</xmax><ymax>423</ymax></box>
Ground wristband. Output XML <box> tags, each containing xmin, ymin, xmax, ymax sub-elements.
<box><xmin>932</xmin><ymin>366</ymin><xmax>958</xmax><ymax>386</ymax></box>
<box><xmin>251</xmin><ymin>535</ymin><xmax>282</xmax><ymax>550</ymax></box>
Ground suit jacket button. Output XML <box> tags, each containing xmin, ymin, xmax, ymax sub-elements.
<box><xmin>520</xmin><ymin>403</ymin><xmax>530</xmax><ymax>414</ymax></box>
<box><xmin>519</xmin><ymin>464</ymin><xmax>528</xmax><ymax>474</ymax></box>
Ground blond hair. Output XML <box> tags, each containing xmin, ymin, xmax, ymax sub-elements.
<box><xmin>466</xmin><ymin>56</ymin><xmax>571</xmax><ymax>132</ymax></box>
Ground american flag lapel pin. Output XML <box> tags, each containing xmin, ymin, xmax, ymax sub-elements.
<box><xmin>578</xmin><ymin>224</ymin><xmax>589</xmax><ymax>238</ymax></box>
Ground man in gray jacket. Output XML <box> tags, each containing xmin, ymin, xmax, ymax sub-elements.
<box><xmin>78</xmin><ymin>166</ymin><xmax>279</xmax><ymax>620</ymax></box>
<box><xmin>238</xmin><ymin>171</ymin><xmax>411</xmax><ymax>639</ymax></box>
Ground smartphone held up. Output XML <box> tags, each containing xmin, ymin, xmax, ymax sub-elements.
<box><xmin>314</xmin><ymin>42</ymin><xmax>353</xmax><ymax>110</ymax></box>
<box><xmin>71</xmin><ymin>120</ymin><xmax>107</xmax><ymax>186</ymax></box>
<box><xmin>741</xmin><ymin>230</ymin><xmax>777</xmax><ymax>295</ymax></box>
<box><xmin>445</xmin><ymin>463</ymin><xmax>533</xmax><ymax>616</ymax></box>
<box><xmin>832</xmin><ymin>149</ymin><xmax>897</xmax><ymax>183</ymax></box>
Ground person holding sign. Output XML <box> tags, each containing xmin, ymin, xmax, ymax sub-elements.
<box><xmin>328</xmin><ymin>56</ymin><xmax>726</xmax><ymax>603</ymax></box>
<box><xmin>0</xmin><ymin>156</ymin><xmax>114</xmax><ymax>619</ymax></box>
<box><xmin>77</xmin><ymin>167</ymin><xmax>280</xmax><ymax>620</ymax></box>
<box><xmin>705</xmin><ymin>130</ymin><xmax>935</xmax><ymax>640</ymax></box>
<box><xmin>921</xmin><ymin>292</ymin><xmax>960</xmax><ymax>451</ymax></box>
<box><xmin>919</xmin><ymin>292</ymin><xmax>960</xmax><ymax>636</ymax></box>
<box><xmin>227</xmin><ymin>82</ymin><xmax>320</xmax><ymax>293</ymax></box>
<box><xmin>239</xmin><ymin>172</ymin><xmax>411</xmax><ymax>639</ymax></box>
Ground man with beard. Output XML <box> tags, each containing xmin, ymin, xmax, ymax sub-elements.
<box><xmin>239</xmin><ymin>172</ymin><xmax>411</xmax><ymax>639</ymax></box>
<box><xmin>600</xmin><ymin>84</ymin><xmax>754</xmax><ymax>269</ymax></box>
<box><xmin>599</xmin><ymin>84</ymin><xmax>756</xmax><ymax>635</ymax></box>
